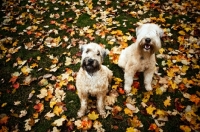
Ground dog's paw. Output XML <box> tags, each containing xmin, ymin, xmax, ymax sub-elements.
<box><xmin>77</xmin><ymin>110</ymin><xmax>84</xmax><ymax>118</ymax></box>
<box><xmin>145</xmin><ymin>85</ymin><xmax>153</xmax><ymax>91</ymax></box>
<box><xmin>124</xmin><ymin>87</ymin><xmax>131</xmax><ymax>94</ymax></box>
<box><xmin>99</xmin><ymin>110</ymin><xmax>106</xmax><ymax>118</ymax></box>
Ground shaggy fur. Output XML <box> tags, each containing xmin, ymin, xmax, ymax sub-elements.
<box><xmin>118</xmin><ymin>23</ymin><xmax>163</xmax><ymax>93</ymax></box>
<box><xmin>76</xmin><ymin>43</ymin><xmax>113</xmax><ymax>118</ymax></box>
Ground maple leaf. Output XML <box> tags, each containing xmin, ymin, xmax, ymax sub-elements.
<box><xmin>88</xmin><ymin>111</ymin><xmax>99</xmax><ymax>120</ymax></box>
<box><xmin>189</xmin><ymin>94</ymin><xmax>200</xmax><ymax>105</ymax></box>
<box><xmin>33</xmin><ymin>103</ymin><xmax>44</xmax><ymax>113</ymax></box>
<box><xmin>164</xmin><ymin>96</ymin><xmax>171</xmax><ymax>107</ymax></box>
<box><xmin>13</xmin><ymin>82</ymin><xmax>20</xmax><ymax>89</ymax></box>
<box><xmin>126</xmin><ymin>127</ymin><xmax>139</xmax><ymax>132</ymax></box>
<box><xmin>9</xmin><ymin>76</ymin><xmax>18</xmax><ymax>84</ymax></box>
<box><xmin>129</xmin><ymin>116</ymin><xmax>143</xmax><ymax>128</ymax></box>
<box><xmin>124</xmin><ymin>108</ymin><xmax>133</xmax><ymax>117</ymax></box>
<box><xmin>53</xmin><ymin>106</ymin><xmax>63</xmax><ymax>116</ymax></box>
<box><xmin>146</xmin><ymin>105</ymin><xmax>156</xmax><ymax>115</ymax></box>
<box><xmin>0</xmin><ymin>114</ymin><xmax>9</xmax><ymax>124</ymax></box>
<box><xmin>45</xmin><ymin>111</ymin><xmax>55</xmax><ymax>120</ymax></box>
<box><xmin>180</xmin><ymin>125</ymin><xmax>191</xmax><ymax>132</ymax></box>
<box><xmin>37</xmin><ymin>88</ymin><xmax>47</xmax><ymax>99</ymax></box>
<box><xmin>148</xmin><ymin>123</ymin><xmax>158</xmax><ymax>131</ymax></box>
<box><xmin>21</xmin><ymin>65</ymin><xmax>33</xmax><ymax>76</ymax></box>
<box><xmin>52</xmin><ymin>115</ymin><xmax>67</xmax><ymax>126</ymax></box>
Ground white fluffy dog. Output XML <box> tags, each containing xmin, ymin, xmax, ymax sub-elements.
<box><xmin>118</xmin><ymin>23</ymin><xmax>163</xmax><ymax>93</ymax></box>
<box><xmin>76</xmin><ymin>43</ymin><xmax>113</xmax><ymax>118</ymax></box>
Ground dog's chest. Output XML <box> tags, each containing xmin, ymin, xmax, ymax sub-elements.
<box><xmin>137</xmin><ymin>59</ymin><xmax>152</xmax><ymax>72</ymax></box>
<box><xmin>83</xmin><ymin>73</ymin><xmax>107</xmax><ymax>95</ymax></box>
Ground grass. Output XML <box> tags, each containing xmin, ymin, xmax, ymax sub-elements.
<box><xmin>0</xmin><ymin>0</ymin><xmax>200</xmax><ymax>132</ymax></box>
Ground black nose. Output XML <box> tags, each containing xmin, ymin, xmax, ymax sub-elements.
<box><xmin>145</xmin><ymin>38</ymin><xmax>151</xmax><ymax>43</ymax></box>
<box><xmin>88</xmin><ymin>59</ymin><xmax>93</xmax><ymax>63</ymax></box>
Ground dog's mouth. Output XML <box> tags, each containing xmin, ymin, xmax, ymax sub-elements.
<box><xmin>143</xmin><ymin>43</ymin><xmax>151</xmax><ymax>50</ymax></box>
<box><xmin>82</xmin><ymin>58</ymin><xmax>100</xmax><ymax>74</ymax></box>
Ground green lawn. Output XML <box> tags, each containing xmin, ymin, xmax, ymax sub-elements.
<box><xmin>0</xmin><ymin>0</ymin><xmax>199</xmax><ymax>132</ymax></box>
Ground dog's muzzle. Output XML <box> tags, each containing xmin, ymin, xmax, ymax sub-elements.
<box><xmin>143</xmin><ymin>38</ymin><xmax>152</xmax><ymax>50</ymax></box>
<box><xmin>82</xmin><ymin>57</ymin><xmax>100</xmax><ymax>74</ymax></box>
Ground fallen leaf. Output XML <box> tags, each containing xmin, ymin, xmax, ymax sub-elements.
<box><xmin>146</xmin><ymin>105</ymin><xmax>156</xmax><ymax>115</ymax></box>
<box><xmin>88</xmin><ymin>111</ymin><xmax>99</xmax><ymax>120</ymax></box>
<box><xmin>164</xmin><ymin>96</ymin><xmax>171</xmax><ymax>107</ymax></box>
<box><xmin>33</xmin><ymin>103</ymin><xmax>44</xmax><ymax>113</ymax></box>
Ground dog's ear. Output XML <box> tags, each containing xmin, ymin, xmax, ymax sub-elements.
<box><xmin>136</xmin><ymin>25</ymin><xmax>142</xmax><ymax>36</ymax></box>
<box><xmin>80</xmin><ymin>45</ymin><xmax>85</xmax><ymax>53</ymax></box>
<box><xmin>101</xmin><ymin>49</ymin><xmax>110</xmax><ymax>61</ymax></box>
<box><xmin>157</xmin><ymin>27</ymin><xmax>164</xmax><ymax>37</ymax></box>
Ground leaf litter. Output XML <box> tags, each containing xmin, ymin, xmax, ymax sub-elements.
<box><xmin>0</xmin><ymin>0</ymin><xmax>200</xmax><ymax>131</ymax></box>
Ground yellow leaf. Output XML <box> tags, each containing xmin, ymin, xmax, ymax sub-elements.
<box><xmin>178</xmin><ymin>30</ymin><xmax>186</xmax><ymax>35</ymax></box>
<box><xmin>142</xmin><ymin>91</ymin><xmax>152</xmax><ymax>103</ymax></box>
<box><xmin>146</xmin><ymin>105</ymin><xmax>156</xmax><ymax>115</ymax></box>
<box><xmin>131</xmin><ymin>87</ymin><xmax>138</xmax><ymax>95</ymax></box>
<box><xmin>167</xmin><ymin>69</ymin><xmax>174</xmax><ymax>78</ymax></box>
<box><xmin>156</xmin><ymin>88</ymin><xmax>163</xmax><ymax>95</ymax></box>
<box><xmin>155</xmin><ymin>109</ymin><xmax>166</xmax><ymax>116</ymax></box>
<box><xmin>30</xmin><ymin>63</ymin><xmax>38</xmax><ymax>68</ymax></box>
<box><xmin>126</xmin><ymin>127</ymin><xmax>138</xmax><ymax>132</ymax></box>
<box><xmin>180</xmin><ymin>125</ymin><xmax>191</xmax><ymax>132</ymax></box>
<box><xmin>88</xmin><ymin>111</ymin><xmax>99</xmax><ymax>120</ymax></box>
<box><xmin>124</xmin><ymin>108</ymin><xmax>133</xmax><ymax>116</ymax></box>
<box><xmin>181</xmin><ymin>65</ymin><xmax>189</xmax><ymax>73</ymax></box>
<box><xmin>159</xmin><ymin>48</ymin><xmax>165</xmax><ymax>54</ymax></box>
<box><xmin>1</xmin><ymin>103</ymin><xmax>7</xmax><ymax>107</ymax></box>
<box><xmin>53</xmin><ymin>106</ymin><xmax>63</xmax><ymax>116</ymax></box>
<box><xmin>164</xmin><ymin>96</ymin><xmax>171</xmax><ymax>107</ymax></box>
<box><xmin>50</xmin><ymin>101</ymin><xmax>56</xmax><ymax>108</ymax></box>
<box><xmin>166</xmin><ymin>60</ymin><xmax>173</xmax><ymax>67</ymax></box>
<box><xmin>21</xmin><ymin>66</ymin><xmax>32</xmax><ymax>75</ymax></box>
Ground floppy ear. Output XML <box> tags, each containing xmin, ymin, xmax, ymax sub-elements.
<box><xmin>157</xmin><ymin>26</ymin><xmax>164</xmax><ymax>37</ymax></box>
<box><xmin>136</xmin><ymin>25</ymin><xmax>142</xmax><ymax>36</ymax></box>
<box><xmin>80</xmin><ymin>45</ymin><xmax>85</xmax><ymax>53</ymax></box>
<box><xmin>101</xmin><ymin>49</ymin><xmax>109</xmax><ymax>61</ymax></box>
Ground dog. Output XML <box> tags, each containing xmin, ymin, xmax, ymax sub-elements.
<box><xmin>118</xmin><ymin>23</ymin><xmax>163</xmax><ymax>94</ymax></box>
<box><xmin>76</xmin><ymin>42</ymin><xmax>113</xmax><ymax>118</ymax></box>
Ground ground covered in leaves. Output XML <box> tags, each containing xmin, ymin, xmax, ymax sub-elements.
<box><xmin>0</xmin><ymin>0</ymin><xmax>200</xmax><ymax>132</ymax></box>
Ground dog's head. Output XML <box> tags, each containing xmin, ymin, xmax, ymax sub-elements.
<box><xmin>136</xmin><ymin>23</ymin><xmax>163</xmax><ymax>53</ymax></box>
<box><xmin>80</xmin><ymin>43</ymin><xmax>108</xmax><ymax>74</ymax></box>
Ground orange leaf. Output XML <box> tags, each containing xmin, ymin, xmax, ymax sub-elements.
<box><xmin>0</xmin><ymin>115</ymin><xmax>9</xmax><ymax>124</ymax></box>
<box><xmin>33</xmin><ymin>103</ymin><xmax>44</xmax><ymax>113</ymax></box>
<box><xmin>148</xmin><ymin>123</ymin><xmax>158</xmax><ymax>131</ymax></box>
<box><xmin>190</xmin><ymin>94</ymin><xmax>200</xmax><ymax>105</ymax></box>
<box><xmin>9</xmin><ymin>76</ymin><xmax>18</xmax><ymax>84</ymax></box>
<box><xmin>118</xmin><ymin>88</ymin><xmax>125</xmax><ymax>94</ymax></box>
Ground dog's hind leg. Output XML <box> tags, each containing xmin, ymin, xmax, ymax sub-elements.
<box><xmin>144</xmin><ymin>68</ymin><xmax>154</xmax><ymax>91</ymax></box>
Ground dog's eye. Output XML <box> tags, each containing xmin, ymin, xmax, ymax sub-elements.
<box><xmin>97</xmin><ymin>51</ymin><xmax>100</xmax><ymax>56</ymax></box>
<box><xmin>86</xmin><ymin>49</ymin><xmax>90</xmax><ymax>53</ymax></box>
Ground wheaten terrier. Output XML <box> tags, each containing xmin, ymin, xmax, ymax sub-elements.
<box><xmin>76</xmin><ymin>42</ymin><xmax>113</xmax><ymax>118</ymax></box>
<box><xmin>118</xmin><ymin>23</ymin><xmax>163</xmax><ymax>93</ymax></box>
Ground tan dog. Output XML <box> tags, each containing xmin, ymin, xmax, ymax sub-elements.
<box><xmin>118</xmin><ymin>23</ymin><xmax>163</xmax><ymax>94</ymax></box>
<box><xmin>76</xmin><ymin>43</ymin><xmax>113</xmax><ymax>118</ymax></box>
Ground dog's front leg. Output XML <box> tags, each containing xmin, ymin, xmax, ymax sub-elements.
<box><xmin>77</xmin><ymin>92</ymin><xmax>88</xmax><ymax>118</ymax></box>
<box><xmin>97</xmin><ymin>94</ymin><xmax>106</xmax><ymax>118</ymax></box>
<box><xmin>144</xmin><ymin>68</ymin><xmax>154</xmax><ymax>91</ymax></box>
<box><xmin>124</xmin><ymin>71</ymin><xmax>135</xmax><ymax>94</ymax></box>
